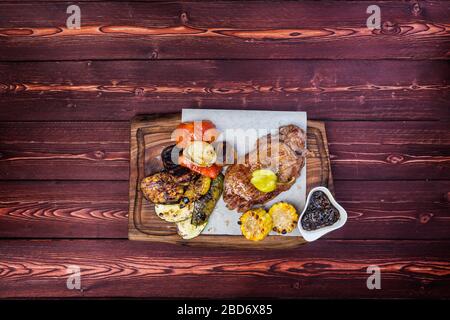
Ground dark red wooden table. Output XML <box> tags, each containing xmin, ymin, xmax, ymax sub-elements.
<box><xmin>0</xmin><ymin>1</ymin><xmax>449</xmax><ymax>299</ymax></box>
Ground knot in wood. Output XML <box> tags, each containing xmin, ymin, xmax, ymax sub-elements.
<box><xmin>386</xmin><ymin>154</ymin><xmax>404</xmax><ymax>164</ymax></box>
<box><xmin>381</xmin><ymin>21</ymin><xmax>400</xmax><ymax>35</ymax></box>
<box><xmin>94</xmin><ymin>150</ymin><xmax>106</xmax><ymax>159</ymax></box>
<box><xmin>419</xmin><ymin>213</ymin><xmax>433</xmax><ymax>224</ymax></box>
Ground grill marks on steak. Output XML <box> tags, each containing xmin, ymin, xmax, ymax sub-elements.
<box><xmin>223</xmin><ymin>125</ymin><xmax>306</xmax><ymax>213</ymax></box>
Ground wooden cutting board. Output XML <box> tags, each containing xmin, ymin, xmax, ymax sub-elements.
<box><xmin>128</xmin><ymin>113</ymin><xmax>333</xmax><ymax>249</ymax></box>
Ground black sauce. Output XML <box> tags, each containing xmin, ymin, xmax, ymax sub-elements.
<box><xmin>301</xmin><ymin>191</ymin><xmax>340</xmax><ymax>231</ymax></box>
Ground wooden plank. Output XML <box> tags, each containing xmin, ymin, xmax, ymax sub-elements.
<box><xmin>326</xmin><ymin>121</ymin><xmax>450</xmax><ymax>180</ymax></box>
<box><xmin>0</xmin><ymin>60</ymin><xmax>449</xmax><ymax>121</ymax></box>
<box><xmin>1</xmin><ymin>180</ymin><xmax>449</xmax><ymax>239</ymax></box>
<box><xmin>0</xmin><ymin>122</ymin><xmax>130</xmax><ymax>180</ymax></box>
<box><xmin>0</xmin><ymin>239</ymin><xmax>448</xmax><ymax>298</ymax></box>
<box><xmin>0</xmin><ymin>121</ymin><xmax>448</xmax><ymax>180</ymax></box>
<box><xmin>0</xmin><ymin>181</ymin><xmax>128</xmax><ymax>238</ymax></box>
<box><xmin>0</xmin><ymin>1</ymin><xmax>449</xmax><ymax>60</ymax></box>
<box><xmin>128</xmin><ymin>114</ymin><xmax>332</xmax><ymax>248</ymax></box>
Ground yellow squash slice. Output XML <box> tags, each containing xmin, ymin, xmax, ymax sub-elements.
<box><xmin>239</xmin><ymin>208</ymin><xmax>273</xmax><ymax>241</ymax></box>
<box><xmin>268</xmin><ymin>202</ymin><xmax>298</xmax><ymax>234</ymax></box>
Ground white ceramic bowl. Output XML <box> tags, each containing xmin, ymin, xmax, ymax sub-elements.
<box><xmin>298</xmin><ymin>186</ymin><xmax>347</xmax><ymax>242</ymax></box>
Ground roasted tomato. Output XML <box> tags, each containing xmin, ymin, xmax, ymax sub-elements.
<box><xmin>172</xmin><ymin>120</ymin><xmax>219</xmax><ymax>148</ymax></box>
<box><xmin>179</xmin><ymin>155</ymin><xmax>222</xmax><ymax>179</ymax></box>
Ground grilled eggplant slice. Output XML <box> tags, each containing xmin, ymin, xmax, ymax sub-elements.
<box><xmin>161</xmin><ymin>144</ymin><xmax>190</xmax><ymax>176</ymax></box>
<box><xmin>154</xmin><ymin>203</ymin><xmax>193</xmax><ymax>222</ymax></box>
<box><xmin>140</xmin><ymin>171</ymin><xmax>197</xmax><ymax>204</ymax></box>
<box><xmin>191</xmin><ymin>173</ymin><xmax>224</xmax><ymax>226</ymax></box>
<box><xmin>140</xmin><ymin>172</ymin><xmax>185</xmax><ymax>204</ymax></box>
<box><xmin>176</xmin><ymin>219</ymin><xmax>208</xmax><ymax>239</ymax></box>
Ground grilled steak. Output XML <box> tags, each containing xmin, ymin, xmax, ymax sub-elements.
<box><xmin>223</xmin><ymin>125</ymin><xmax>306</xmax><ymax>212</ymax></box>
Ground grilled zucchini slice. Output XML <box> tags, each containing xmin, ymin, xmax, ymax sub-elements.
<box><xmin>191</xmin><ymin>173</ymin><xmax>224</xmax><ymax>226</ymax></box>
<box><xmin>154</xmin><ymin>203</ymin><xmax>193</xmax><ymax>222</ymax></box>
<box><xmin>239</xmin><ymin>208</ymin><xmax>272</xmax><ymax>241</ymax></box>
<box><xmin>268</xmin><ymin>202</ymin><xmax>298</xmax><ymax>234</ymax></box>
<box><xmin>176</xmin><ymin>219</ymin><xmax>207</xmax><ymax>239</ymax></box>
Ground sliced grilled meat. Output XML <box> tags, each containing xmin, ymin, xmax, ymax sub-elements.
<box><xmin>223</xmin><ymin>125</ymin><xmax>306</xmax><ymax>212</ymax></box>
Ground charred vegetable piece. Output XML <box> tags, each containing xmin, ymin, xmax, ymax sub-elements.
<box><xmin>239</xmin><ymin>208</ymin><xmax>273</xmax><ymax>241</ymax></box>
<box><xmin>183</xmin><ymin>141</ymin><xmax>217</xmax><ymax>167</ymax></box>
<box><xmin>161</xmin><ymin>144</ymin><xmax>190</xmax><ymax>176</ymax></box>
<box><xmin>250</xmin><ymin>169</ymin><xmax>277</xmax><ymax>193</ymax></box>
<box><xmin>173</xmin><ymin>120</ymin><xmax>218</xmax><ymax>148</ymax></box>
<box><xmin>140</xmin><ymin>172</ymin><xmax>185</xmax><ymax>204</ymax></box>
<box><xmin>191</xmin><ymin>173</ymin><xmax>224</xmax><ymax>226</ymax></box>
<box><xmin>301</xmin><ymin>191</ymin><xmax>340</xmax><ymax>231</ymax></box>
<box><xmin>179</xmin><ymin>155</ymin><xmax>222</xmax><ymax>179</ymax></box>
<box><xmin>154</xmin><ymin>203</ymin><xmax>193</xmax><ymax>222</ymax></box>
<box><xmin>176</xmin><ymin>219</ymin><xmax>208</xmax><ymax>239</ymax></box>
<box><xmin>268</xmin><ymin>202</ymin><xmax>298</xmax><ymax>234</ymax></box>
<box><xmin>182</xmin><ymin>175</ymin><xmax>211</xmax><ymax>206</ymax></box>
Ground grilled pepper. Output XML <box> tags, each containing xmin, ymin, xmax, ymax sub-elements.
<box><xmin>179</xmin><ymin>155</ymin><xmax>222</xmax><ymax>179</ymax></box>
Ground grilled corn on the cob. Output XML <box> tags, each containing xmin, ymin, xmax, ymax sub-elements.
<box><xmin>239</xmin><ymin>208</ymin><xmax>273</xmax><ymax>241</ymax></box>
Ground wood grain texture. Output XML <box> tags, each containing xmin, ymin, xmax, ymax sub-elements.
<box><xmin>0</xmin><ymin>1</ymin><xmax>449</xmax><ymax>60</ymax></box>
<box><xmin>1</xmin><ymin>121</ymin><xmax>448</xmax><ymax>180</ymax></box>
<box><xmin>0</xmin><ymin>239</ymin><xmax>449</xmax><ymax>298</ymax></box>
<box><xmin>0</xmin><ymin>0</ymin><xmax>449</xmax><ymax>300</ymax></box>
<box><xmin>0</xmin><ymin>181</ymin><xmax>128</xmax><ymax>238</ymax></box>
<box><xmin>0</xmin><ymin>60</ymin><xmax>449</xmax><ymax>121</ymax></box>
<box><xmin>128</xmin><ymin>114</ymin><xmax>332</xmax><ymax>248</ymax></box>
<box><xmin>1</xmin><ymin>180</ymin><xmax>449</xmax><ymax>239</ymax></box>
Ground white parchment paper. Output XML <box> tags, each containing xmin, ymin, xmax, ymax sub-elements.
<box><xmin>182</xmin><ymin>109</ymin><xmax>307</xmax><ymax>236</ymax></box>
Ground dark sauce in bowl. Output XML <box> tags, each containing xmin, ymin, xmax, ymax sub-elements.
<box><xmin>301</xmin><ymin>191</ymin><xmax>340</xmax><ymax>231</ymax></box>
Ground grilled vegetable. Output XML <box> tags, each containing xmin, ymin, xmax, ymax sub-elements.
<box><xmin>140</xmin><ymin>172</ymin><xmax>185</xmax><ymax>204</ymax></box>
<box><xmin>250</xmin><ymin>169</ymin><xmax>277</xmax><ymax>193</ymax></box>
<box><xmin>161</xmin><ymin>144</ymin><xmax>190</xmax><ymax>176</ymax></box>
<box><xmin>268</xmin><ymin>202</ymin><xmax>298</xmax><ymax>234</ymax></box>
<box><xmin>191</xmin><ymin>173</ymin><xmax>224</xmax><ymax>226</ymax></box>
<box><xmin>181</xmin><ymin>175</ymin><xmax>211</xmax><ymax>206</ymax></box>
<box><xmin>173</xmin><ymin>120</ymin><xmax>219</xmax><ymax>148</ymax></box>
<box><xmin>176</xmin><ymin>219</ymin><xmax>208</xmax><ymax>239</ymax></box>
<box><xmin>239</xmin><ymin>208</ymin><xmax>273</xmax><ymax>241</ymax></box>
<box><xmin>183</xmin><ymin>141</ymin><xmax>217</xmax><ymax>167</ymax></box>
<box><xmin>154</xmin><ymin>203</ymin><xmax>193</xmax><ymax>222</ymax></box>
<box><xmin>179</xmin><ymin>155</ymin><xmax>222</xmax><ymax>179</ymax></box>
